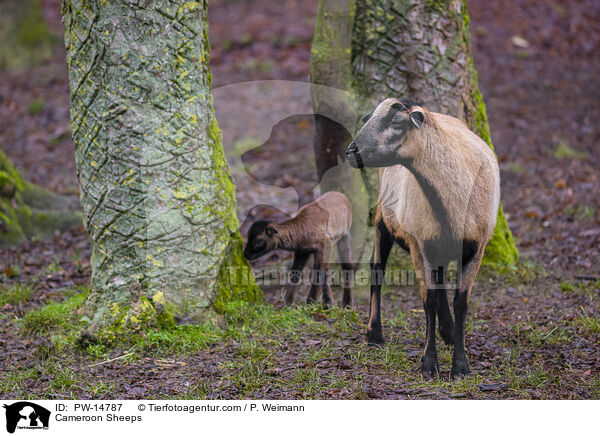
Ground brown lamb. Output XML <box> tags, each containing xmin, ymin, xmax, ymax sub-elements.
<box><xmin>244</xmin><ymin>191</ymin><xmax>354</xmax><ymax>307</ymax></box>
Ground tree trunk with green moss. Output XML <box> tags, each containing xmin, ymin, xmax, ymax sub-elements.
<box><xmin>310</xmin><ymin>0</ymin><xmax>375</xmax><ymax>264</ymax></box>
<box><xmin>62</xmin><ymin>0</ymin><xmax>260</xmax><ymax>330</ymax></box>
<box><xmin>0</xmin><ymin>149</ymin><xmax>82</xmax><ymax>246</ymax></box>
<box><xmin>311</xmin><ymin>0</ymin><xmax>518</xmax><ymax>265</ymax></box>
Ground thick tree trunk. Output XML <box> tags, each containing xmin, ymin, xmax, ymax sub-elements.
<box><xmin>310</xmin><ymin>0</ymin><xmax>375</xmax><ymax>264</ymax></box>
<box><xmin>62</xmin><ymin>0</ymin><xmax>260</xmax><ymax>328</ymax></box>
<box><xmin>311</xmin><ymin>0</ymin><xmax>518</xmax><ymax>265</ymax></box>
<box><xmin>0</xmin><ymin>149</ymin><xmax>82</xmax><ymax>246</ymax></box>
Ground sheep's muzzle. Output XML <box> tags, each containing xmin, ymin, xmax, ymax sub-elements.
<box><xmin>345</xmin><ymin>141</ymin><xmax>364</xmax><ymax>169</ymax></box>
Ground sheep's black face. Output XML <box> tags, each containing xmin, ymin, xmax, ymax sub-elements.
<box><xmin>345</xmin><ymin>98</ymin><xmax>423</xmax><ymax>168</ymax></box>
<box><xmin>244</xmin><ymin>220</ymin><xmax>276</xmax><ymax>260</ymax></box>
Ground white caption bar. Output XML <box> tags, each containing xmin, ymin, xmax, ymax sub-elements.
<box><xmin>0</xmin><ymin>400</ymin><xmax>595</xmax><ymax>436</ymax></box>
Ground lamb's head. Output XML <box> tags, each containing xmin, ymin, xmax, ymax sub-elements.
<box><xmin>345</xmin><ymin>97</ymin><xmax>425</xmax><ymax>168</ymax></box>
<box><xmin>243</xmin><ymin>220</ymin><xmax>279</xmax><ymax>260</ymax></box>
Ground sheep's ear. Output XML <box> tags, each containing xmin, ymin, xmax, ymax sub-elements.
<box><xmin>410</xmin><ymin>110</ymin><xmax>425</xmax><ymax>129</ymax></box>
<box><xmin>265</xmin><ymin>226</ymin><xmax>277</xmax><ymax>237</ymax></box>
<box><xmin>361</xmin><ymin>110</ymin><xmax>374</xmax><ymax>123</ymax></box>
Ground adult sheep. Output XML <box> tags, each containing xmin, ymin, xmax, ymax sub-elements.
<box><xmin>345</xmin><ymin>98</ymin><xmax>500</xmax><ymax>377</ymax></box>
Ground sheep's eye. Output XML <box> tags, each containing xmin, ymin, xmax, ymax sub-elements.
<box><xmin>390</xmin><ymin>117</ymin><xmax>408</xmax><ymax>132</ymax></box>
<box><xmin>253</xmin><ymin>238</ymin><xmax>265</xmax><ymax>249</ymax></box>
<box><xmin>390</xmin><ymin>122</ymin><xmax>405</xmax><ymax>131</ymax></box>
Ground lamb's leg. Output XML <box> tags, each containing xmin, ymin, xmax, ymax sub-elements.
<box><xmin>318</xmin><ymin>243</ymin><xmax>335</xmax><ymax>307</ymax></box>
<box><xmin>367</xmin><ymin>220</ymin><xmax>394</xmax><ymax>344</ymax></box>
<box><xmin>437</xmin><ymin>290</ymin><xmax>455</xmax><ymax>345</ymax></box>
<box><xmin>451</xmin><ymin>248</ymin><xmax>484</xmax><ymax>378</ymax></box>
<box><xmin>307</xmin><ymin>249</ymin><xmax>322</xmax><ymax>304</ymax></box>
<box><xmin>337</xmin><ymin>233</ymin><xmax>354</xmax><ymax>308</ymax></box>
<box><xmin>284</xmin><ymin>251</ymin><xmax>311</xmax><ymax>305</ymax></box>
<box><xmin>306</xmin><ymin>283</ymin><xmax>321</xmax><ymax>304</ymax></box>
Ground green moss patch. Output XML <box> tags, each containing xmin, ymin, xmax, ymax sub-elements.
<box><xmin>213</xmin><ymin>233</ymin><xmax>262</xmax><ymax>313</ymax></box>
<box><xmin>27</xmin><ymin>98</ymin><xmax>45</xmax><ymax>115</ymax></box>
<box><xmin>553</xmin><ymin>141</ymin><xmax>589</xmax><ymax>160</ymax></box>
<box><xmin>21</xmin><ymin>290</ymin><xmax>89</xmax><ymax>335</ymax></box>
<box><xmin>0</xmin><ymin>283</ymin><xmax>33</xmax><ymax>305</ymax></box>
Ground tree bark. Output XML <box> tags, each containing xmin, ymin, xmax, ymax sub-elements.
<box><xmin>310</xmin><ymin>0</ymin><xmax>375</xmax><ymax>264</ymax></box>
<box><xmin>62</xmin><ymin>0</ymin><xmax>260</xmax><ymax>327</ymax></box>
<box><xmin>0</xmin><ymin>148</ymin><xmax>82</xmax><ymax>246</ymax></box>
<box><xmin>311</xmin><ymin>0</ymin><xmax>518</xmax><ymax>265</ymax></box>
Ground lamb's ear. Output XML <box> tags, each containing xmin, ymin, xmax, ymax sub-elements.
<box><xmin>409</xmin><ymin>110</ymin><xmax>425</xmax><ymax>129</ymax></box>
<box><xmin>265</xmin><ymin>226</ymin><xmax>278</xmax><ymax>237</ymax></box>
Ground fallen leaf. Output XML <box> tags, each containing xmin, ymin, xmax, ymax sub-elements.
<box><xmin>5</xmin><ymin>266</ymin><xmax>19</xmax><ymax>278</ymax></box>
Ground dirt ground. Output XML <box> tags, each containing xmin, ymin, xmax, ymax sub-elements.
<box><xmin>0</xmin><ymin>0</ymin><xmax>599</xmax><ymax>399</ymax></box>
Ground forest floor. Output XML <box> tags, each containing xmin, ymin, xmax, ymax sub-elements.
<box><xmin>0</xmin><ymin>0</ymin><xmax>599</xmax><ymax>399</ymax></box>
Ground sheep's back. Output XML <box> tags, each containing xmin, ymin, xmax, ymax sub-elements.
<box><xmin>294</xmin><ymin>191</ymin><xmax>352</xmax><ymax>243</ymax></box>
<box><xmin>314</xmin><ymin>191</ymin><xmax>352</xmax><ymax>241</ymax></box>
<box><xmin>380</xmin><ymin>118</ymin><xmax>499</xmax><ymax>245</ymax></box>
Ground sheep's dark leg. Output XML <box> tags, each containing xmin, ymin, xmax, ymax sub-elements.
<box><xmin>337</xmin><ymin>234</ymin><xmax>354</xmax><ymax>307</ymax></box>
<box><xmin>451</xmin><ymin>244</ymin><xmax>483</xmax><ymax>377</ymax></box>
<box><xmin>421</xmin><ymin>242</ymin><xmax>449</xmax><ymax>376</ymax></box>
<box><xmin>367</xmin><ymin>221</ymin><xmax>394</xmax><ymax>344</ymax></box>
<box><xmin>452</xmin><ymin>288</ymin><xmax>469</xmax><ymax>377</ymax></box>
<box><xmin>437</xmin><ymin>290</ymin><xmax>455</xmax><ymax>345</ymax></box>
<box><xmin>422</xmin><ymin>289</ymin><xmax>440</xmax><ymax>377</ymax></box>
<box><xmin>284</xmin><ymin>251</ymin><xmax>311</xmax><ymax>305</ymax></box>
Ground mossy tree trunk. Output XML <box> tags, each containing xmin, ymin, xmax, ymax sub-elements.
<box><xmin>310</xmin><ymin>0</ymin><xmax>376</xmax><ymax>265</ymax></box>
<box><xmin>62</xmin><ymin>0</ymin><xmax>260</xmax><ymax>329</ymax></box>
<box><xmin>0</xmin><ymin>149</ymin><xmax>82</xmax><ymax>246</ymax></box>
<box><xmin>311</xmin><ymin>0</ymin><xmax>518</xmax><ymax>265</ymax></box>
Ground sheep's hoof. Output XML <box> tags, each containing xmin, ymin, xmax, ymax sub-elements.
<box><xmin>421</xmin><ymin>355</ymin><xmax>439</xmax><ymax>378</ymax></box>
<box><xmin>366</xmin><ymin>328</ymin><xmax>385</xmax><ymax>345</ymax></box>
<box><xmin>451</xmin><ymin>359</ymin><xmax>470</xmax><ymax>378</ymax></box>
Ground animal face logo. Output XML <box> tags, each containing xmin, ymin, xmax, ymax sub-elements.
<box><xmin>3</xmin><ymin>402</ymin><xmax>50</xmax><ymax>434</ymax></box>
